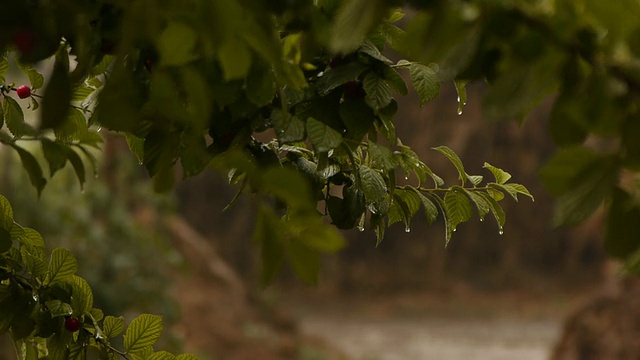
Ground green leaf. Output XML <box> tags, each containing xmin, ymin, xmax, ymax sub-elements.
<box><xmin>363</xmin><ymin>72</ymin><xmax>393</xmax><ymax>111</ymax></box>
<box><xmin>70</xmin><ymin>275</ymin><xmax>93</xmax><ymax>315</ymax></box>
<box><xmin>288</xmin><ymin>241</ymin><xmax>320</xmax><ymax>285</ymax></box>
<box><xmin>382</xmin><ymin>66</ymin><xmax>408</xmax><ymax>95</ymax></box>
<box><xmin>253</xmin><ymin>206</ymin><xmax>285</xmax><ymax>285</ymax></box>
<box><xmin>40</xmin><ymin>51</ymin><xmax>72</xmax><ymax>130</ymax></box>
<box><xmin>17</xmin><ymin>227</ymin><xmax>45</xmax><ymax>248</ymax></box>
<box><xmin>48</xmin><ymin>248</ymin><xmax>78</xmax><ymax>284</ymax></box>
<box><xmin>21</xmin><ymin>245</ymin><xmax>48</xmax><ymax>277</ymax></box>
<box><xmin>483</xmin><ymin>162</ymin><xmax>512</xmax><ymax>185</ymax></box>
<box><xmin>330</xmin><ymin>0</ymin><xmax>387</xmax><ymax>53</ymax></box>
<box><xmin>245</xmin><ymin>62</ymin><xmax>276</xmax><ymax>107</ymax></box>
<box><xmin>464</xmin><ymin>190</ymin><xmax>491</xmax><ymax>221</ymax></box>
<box><xmin>175</xmin><ymin>355</ymin><xmax>199</xmax><ymax>360</ymax></box>
<box><xmin>124</xmin><ymin>314</ymin><xmax>164</xmax><ymax>354</ymax></box>
<box><xmin>18</xmin><ymin>63</ymin><xmax>45</xmax><ymax>90</ymax></box>
<box><xmin>489</xmin><ymin>183</ymin><xmax>519</xmax><ymax>201</ymax></box>
<box><xmin>408</xmin><ymin>63</ymin><xmax>440</xmax><ymax>106</ymax></box>
<box><xmin>552</xmin><ymin>159</ymin><xmax>616</xmax><ymax>226</ymax></box>
<box><xmin>11</xmin><ymin>145</ymin><xmax>46</xmax><ymax>195</ymax></box>
<box><xmin>64</xmin><ymin>147</ymin><xmax>86</xmax><ymax>189</ymax></box>
<box><xmin>429</xmin><ymin>194</ymin><xmax>452</xmax><ymax>245</ymax></box>
<box><xmin>4</xmin><ymin>96</ymin><xmax>36</xmax><ymax>137</ymax></box>
<box><xmin>540</xmin><ymin>146</ymin><xmax>601</xmax><ymax>196</ymax></box>
<box><xmin>125</xmin><ymin>134</ymin><xmax>145</xmax><ymax>165</ymax></box>
<box><xmin>0</xmin><ymin>195</ymin><xmax>13</xmax><ymax>230</ymax></box>
<box><xmin>157</xmin><ymin>22</ymin><xmax>199</xmax><ymax>67</ymax></box>
<box><xmin>316</xmin><ymin>62</ymin><xmax>368</xmax><ymax>95</ymax></box>
<box><xmin>71</xmin><ymin>83</ymin><xmax>95</xmax><ymax>102</ymax></box>
<box><xmin>478</xmin><ymin>192</ymin><xmax>506</xmax><ymax>232</ymax></box>
<box><xmin>454</xmin><ymin>79</ymin><xmax>468</xmax><ymax>115</ymax></box>
<box><xmin>503</xmin><ymin>183</ymin><xmax>535</xmax><ymax>201</ymax></box>
<box><xmin>0</xmin><ymin>54</ymin><xmax>8</xmax><ymax>83</ymax></box>
<box><xmin>91</xmin><ymin>308</ymin><xmax>104</xmax><ymax>321</ymax></box>
<box><xmin>359</xmin><ymin>166</ymin><xmax>388</xmax><ymax>214</ymax></box>
<box><xmin>306</xmin><ymin>117</ymin><xmax>343</xmax><ymax>153</ymax></box>
<box><xmin>359</xmin><ymin>39</ymin><xmax>392</xmax><ymax>63</ymax></box>
<box><xmin>103</xmin><ymin>316</ymin><xmax>125</xmax><ymax>339</ymax></box>
<box><xmin>271</xmin><ymin>109</ymin><xmax>305</xmax><ymax>143</ymax></box>
<box><xmin>433</xmin><ymin>146</ymin><xmax>467</xmax><ymax>186</ymax></box>
<box><xmin>298</xmin><ymin>223</ymin><xmax>345</xmax><ymax>253</ymax></box>
<box><xmin>218</xmin><ymin>40</ymin><xmax>252</xmax><ymax>80</ymax></box>
<box><xmin>444</xmin><ymin>188</ymin><xmax>473</xmax><ymax>232</ymax></box>
<box><xmin>367</xmin><ymin>140</ymin><xmax>398</xmax><ymax>171</ymax></box>
<box><xmin>148</xmin><ymin>351</ymin><xmax>176</xmax><ymax>360</ymax></box>
<box><xmin>340</xmin><ymin>98</ymin><xmax>375</xmax><ymax>141</ymax></box>
<box><xmin>0</xmin><ymin>229</ymin><xmax>10</xmax><ymax>253</ymax></box>
<box><xmin>45</xmin><ymin>300</ymin><xmax>73</xmax><ymax>318</ymax></box>
<box><xmin>41</xmin><ymin>139</ymin><xmax>68</xmax><ymax>177</ymax></box>
<box><xmin>408</xmin><ymin>188</ymin><xmax>438</xmax><ymax>224</ymax></box>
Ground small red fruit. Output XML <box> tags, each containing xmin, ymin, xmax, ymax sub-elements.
<box><xmin>12</xmin><ymin>30</ymin><xmax>37</xmax><ymax>55</ymax></box>
<box><xmin>16</xmin><ymin>85</ymin><xmax>31</xmax><ymax>99</ymax></box>
<box><xmin>64</xmin><ymin>317</ymin><xmax>81</xmax><ymax>332</ymax></box>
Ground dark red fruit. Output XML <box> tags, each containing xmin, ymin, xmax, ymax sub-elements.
<box><xmin>16</xmin><ymin>85</ymin><xmax>31</xmax><ymax>99</ymax></box>
<box><xmin>64</xmin><ymin>317</ymin><xmax>81</xmax><ymax>332</ymax></box>
<box><xmin>343</xmin><ymin>81</ymin><xmax>365</xmax><ymax>100</ymax></box>
<box><xmin>100</xmin><ymin>39</ymin><xmax>116</xmax><ymax>55</ymax></box>
<box><xmin>329</xmin><ymin>54</ymin><xmax>344</xmax><ymax>68</ymax></box>
<box><xmin>143</xmin><ymin>58</ymin><xmax>154</xmax><ymax>72</ymax></box>
<box><xmin>12</xmin><ymin>30</ymin><xmax>37</xmax><ymax>54</ymax></box>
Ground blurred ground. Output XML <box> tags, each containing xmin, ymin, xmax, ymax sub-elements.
<box><xmin>276</xmin><ymin>288</ymin><xmax>596</xmax><ymax>360</ymax></box>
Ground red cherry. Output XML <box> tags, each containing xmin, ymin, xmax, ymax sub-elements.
<box><xmin>343</xmin><ymin>81</ymin><xmax>365</xmax><ymax>100</ymax></box>
<box><xmin>329</xmin><ymin>54</ymin><xmax>344</xmax><ymax>68</ymax></box>
<box><xmin>12</xmin><ymin>30</ymin><xmax>37</xmax><ymax>54</ymax></box>
<box><xmin>64</xmin><ymin>317</ymin><xmax>81</xmax><ymax>332</ymax></box>
<box><xmin>16</xmin><ymin>85</ymin><xmax>31</xmax><ymax>99</ymax></box>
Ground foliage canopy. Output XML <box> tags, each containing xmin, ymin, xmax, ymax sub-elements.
<box><xmin>1</xmin><ymin>0</ymin><xmax>640</xmax><ymax>357</ymax></box>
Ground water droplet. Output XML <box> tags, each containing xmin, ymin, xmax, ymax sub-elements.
<box><xmin>404</xmin><ymin>176</ymin><xmax>409</xmax><ymax>181</ymax></box>
<box><xmin>457</xmin><ymin>108</ymin><xmax>463</xmax><ymax>115</ymax></box>
<box><xmin>479</xmin><ymin>218</ymin><xmax>483</xmax><ymax>222</ymax></box>
<box><xmin>96</xmin><ymin>127</ymin><xmax>102</xmax><ymax>133</ymax></box>
<box><xmin>405</xmin><ymin>226</ymin><xmax>411</xmax><ymax>233</ymax></box>
<box><xmin>358</xmin><ymin>226</ymin><xmax>365</xmax><ymax>232</ymax></box>
<box><xmin>498</xmin><ymin>227</ymin><xmax>504</xmax><ymax>235</ymax></box>
<box><xmin>453</xmin><ymin>228</ymin><xmax>457</xmax><ymax>232</ymax></box>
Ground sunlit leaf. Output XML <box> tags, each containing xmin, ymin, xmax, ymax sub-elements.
<box><xmin>124</xmin><ymin>314</ymin><xmax>163</xmax><ymax>353</ymax></box>
<box><xmin>48</xmin><ymin>248</ymin><xmax>78</xmax><ymax>284</ymax></box>
<box><xmin>408</xmin><ymin>63</ymin><xmax>440</xmax><ymax>106</ymax></box>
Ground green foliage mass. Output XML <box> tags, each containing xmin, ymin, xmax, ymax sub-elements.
<box><xmin>0</xmin><ymin>194</ymin><xmax>195</xmax><ymax>359</ymax></box>
<box><xmin>1</xmin><ymin>0</ymin><xmax>640</xmax><ymax>356</ymax></box>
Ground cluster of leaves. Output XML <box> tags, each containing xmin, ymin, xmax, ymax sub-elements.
<box><xmin>398</xmin><ymin>1</ymin><xmax>640</xmax><ymax>261</ymax></box>
<box><xmin>0</xmin><ymin>195</ymin><xmax>197</xmax><ymax>359</ymax></box>
<box><xmin>0</xmin><ymin>1</ymin><xmax>534</xmax><ymax>285</ymax></box>
<box><xmin>0</xmin><ymin>50</ymin><xmax>106</xmax><ymax>195</ymax></box>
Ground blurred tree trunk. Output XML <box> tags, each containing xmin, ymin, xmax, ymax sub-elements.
<box><xmin>552</xmin><ymin>277</ymin><xmax>640</xmax><ymax>360</ymax></box>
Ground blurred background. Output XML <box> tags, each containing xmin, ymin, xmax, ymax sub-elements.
<box><xmin>0</xmin><ymin>78</ymin><xmax>614</xmax><ymax>359</ymax></box>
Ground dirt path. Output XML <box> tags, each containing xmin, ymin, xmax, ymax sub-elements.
<box><xmin>300</xmin><ymin>315</ymin><xmax>559</xmax><ymax>360</ymax></box>
<box><xmin>285</xmin><ymin>291</ymin><xmax>570</xmax><ymax>360</ymax></box>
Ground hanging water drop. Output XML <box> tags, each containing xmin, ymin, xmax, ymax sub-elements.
<box><xmin>498</xmin><ymin>227</ymin><xmax>504</xmax><ymax>235</ymax></box>
<box><xmin>359</xmin><ymin>227</ymin><xmax>365</xmax><ymax>232</ymax></box>
<box><xmin>457</xmin><ymin>109</ymin><xmax>463</xmax><ymax>115</ymax></box>
<box><xmin>479</xmin><ymin>218</ymin><xmax>483</xmax><ymax>222</ymax></box>
<box><xmin>405</xmin><ymin>225</ymin><xmax>411</xmax><ymax>233</ymax></box>
<box><xmin>404</xmin><ymin>176</ymin><xmax>409</xmax><ymax>181</ymax></box>
<box><xmin>453</xmin><ymin>228</ymin><xmax>457</xmax><ymax>232</ymax></box>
